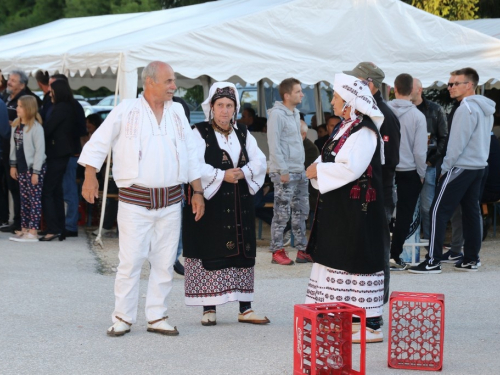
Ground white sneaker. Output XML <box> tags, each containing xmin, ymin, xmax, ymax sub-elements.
<box><xmin>9</xmin><ymin>231</ymin><xmax>26</xmax><ymax>241</ymax></box>
<box><xmin>352</xmin><ymin>327</ymin><xmax>383</xmax><ymax>343</ymax></box>
<box><xmin>13</xmin><ymin>233</ymin><xmax>39</xmax><ymax>242</ymax></box>
<box><xmin>147</xmin><ymin>317</ymin><xmax>179</xmax><ymax>336</ymax></box>
<box><xmin>107</xmin><ymin>320</ymin><xmax>131</xmax><ymax>337</ymax></box>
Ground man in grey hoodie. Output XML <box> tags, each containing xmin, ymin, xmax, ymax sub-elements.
<box><xmin>267</xmin><ymin>78</ymin><xmax>309</xmax><ymax>266</ymax></box>
<box><xmin>388</xmin><ymin>74</ymin><xmax>428</xmax><ymax>270</ymax></box>
<box><xmin>409</xmin><ymin>67</ymin><xmax>495</xmax><ymax>274</ymax></box>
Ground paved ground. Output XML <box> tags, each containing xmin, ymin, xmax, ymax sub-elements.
<box><xmin>1</xmin><ymin>226</ymin><xmax>499</xmax><ymax>375</ymax></box>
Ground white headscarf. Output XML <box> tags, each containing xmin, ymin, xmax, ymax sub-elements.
<box><xmin>333</xmin><ymin>73</ymin><xmax>384</xmax><ymax>128</ymax></box>
<box><xmin>201</xmin><ymin>82</ymin><xmax>241</xmax><ymax>122</ymax></box>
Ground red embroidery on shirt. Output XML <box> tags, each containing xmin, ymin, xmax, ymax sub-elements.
<box><xmin>383</xmin><ymin>135</ymin><xmax>389</xmax><ymax>142</ymax></box>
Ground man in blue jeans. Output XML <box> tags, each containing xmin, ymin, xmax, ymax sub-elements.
<box><xmin>411</xmin><ymin>78</ymin><xmax>448</xmax><ymax>241</ymax></box>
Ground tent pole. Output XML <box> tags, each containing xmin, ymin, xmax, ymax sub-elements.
<box><xmin>95</xmin><ymin>53</ymin><xmax>123</xmax><ymax>248</ymax></box>
<box><xmin>314</xmin><ymin>83</ymin><xmax>324</xmax><ymax>126</ymax></box>
<box><xmin>257</xmin><ymin>80</ymin><xmax>266</xmax><ymax>117</ymax></box>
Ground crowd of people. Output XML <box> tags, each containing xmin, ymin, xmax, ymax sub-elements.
<box><xmin>1</xmin><ymin>60</ymin><xmax>499</xmax><ymax>344</ymax></box>
<box><xmin>0</xmin><ymin>69</ymin><xmax>91</xmax><ymax>242</ymax></box>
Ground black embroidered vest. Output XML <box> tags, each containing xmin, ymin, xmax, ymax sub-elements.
<box><xmin>182</xmin><ymin>122</ymin><xmax>256</xmax><ymax>268</ymax></box>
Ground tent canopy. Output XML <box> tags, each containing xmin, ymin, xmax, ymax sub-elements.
<box><xmin>455</xmin><ymin>18</ymin><xmax>500</xmax><ymax>39</ymax></box>
<box><xmin>2</xmin><ymin>0</ymin><xmax>500</xmax><ymax>97</ymax></box>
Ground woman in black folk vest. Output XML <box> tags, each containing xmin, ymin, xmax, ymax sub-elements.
<box><xmin>182</xmin><ymin>82</ymin><xmax>269</xmax><ymax>326</ymax></box>
<box><xmin>305</xmin><ymin>73</ymin><xmax>387</xmax><ymax>343</ymax></box>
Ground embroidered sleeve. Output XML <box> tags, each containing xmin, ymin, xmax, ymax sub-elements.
<box><xmin>240</xmin><ymin>132</ymin><xmax>267</xmax><ymax>195</ymax></box>
<box><xmin>316</xmin><ymin>127</ymin><xmax>376</xmax><ymax>194</ymax></box>
<box><xmin>193</xmin><ymin>128</ymin><xmax>224</xmax><ymax>200</ymax></box>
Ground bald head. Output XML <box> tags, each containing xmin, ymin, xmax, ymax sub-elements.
<box><xmin>411</xmin><ymin>78</ymin><xmax>423</xmax><ymax>105</ymax></box>
<box><xmin>142</xmin><ymin>61</ymin><xmax>176</xmax><ymax>103</ymax></box>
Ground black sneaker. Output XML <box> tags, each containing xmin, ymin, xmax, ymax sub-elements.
<box><xmin>407</xmin><ymin>260</ymin><xmax>442</xmax><ymax>274</ymax></box>
<box><xmin>0</xmin><ymin>222</ymin><xmax>10</xmax><ymax>229</ymax></box>
<box><xmin>454</xmin><ymin>261</ymin><xmax>478</xmax><ymax>272</ymax></box>
<box><xmin>390</xmin><ymin>258</ymin><xmax>408</xmax><ymax>271</ymax></box>
<box><xmin>441</xmin><ymin>250</ymin><xmax>463</xmax><ymax>263</ymax></box>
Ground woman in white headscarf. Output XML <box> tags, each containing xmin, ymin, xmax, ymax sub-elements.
<box><xmin>305</xmin><ymin>73</ymin><xmax>387</xmax><ymax>343</ymax></box>
<box><xmin>182</xmin><ymin>82</ymin><xmax>270</xmax><ymax>326</ymax></box>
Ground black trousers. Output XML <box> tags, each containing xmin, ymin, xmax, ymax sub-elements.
<box><xmin>42</xmin><ymin>156</ymin><xmax>69</xmax><ymax>234</ymax></box>
<box><xmin>390</xmin><ymin>170</ymin><xmax>423</xmax><ymax>260</ymax></box>
<box><xmin>1</xmin><ymin>155</ymin><xmax>21</xmax><ymax>227</ymax></box>
<box><xmin>428</xmin><ymin>168</ymin><xmax>484</xmax><ymax>264</ymax></box>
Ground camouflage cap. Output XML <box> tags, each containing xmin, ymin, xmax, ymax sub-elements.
<box><xmin>343</xmin><ymin>62</ymin><xmax>385</xmax><ymax>89</ymax></box>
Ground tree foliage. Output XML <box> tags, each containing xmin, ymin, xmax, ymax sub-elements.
<box><xmin>411</xmin><ymin>0</ymin><xmax>479</xmax><ymax>20</ymax></box>
<box><xmin>0</xmin><ymin>0</ymin><xmax>213</xmax><ymax>36</ymax></box>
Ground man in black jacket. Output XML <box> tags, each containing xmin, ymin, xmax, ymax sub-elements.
<box><xmin>411</xmin><ymin>78</ymin><xmax>448</xmax><ymax>241</ymax></box>
<box><xmin>344</xmin><ymin>62</ymin><xmax>401</xmax><ymax>304</ymax></box>
<box><xmin>0</xmin><ymin>70</ymin><xmax>42</xmax><ymax>233</ymax></box>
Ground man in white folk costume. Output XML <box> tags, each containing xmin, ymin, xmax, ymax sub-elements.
<box><xmin>305</xmin><ymin>73</ymin><xmax>387</xmax><ymax>343</ymax></box>
<box><xmin>79</xmin><ymin>61</ymin><xmax>204</xmax><ymax>337</ymax></box>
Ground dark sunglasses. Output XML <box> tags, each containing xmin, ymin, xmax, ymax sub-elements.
<box><xmin>447</xmin><ymin>81</ymin><xmax>469</xmax><ymax>88</ymax></box>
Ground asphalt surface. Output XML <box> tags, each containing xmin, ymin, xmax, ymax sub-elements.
<box><xmin>1</xmin><ymin>229</ymin><xmax>499</xmax><ymax>375</ymax></box>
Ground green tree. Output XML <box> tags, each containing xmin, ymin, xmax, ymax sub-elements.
<box><xmin>0</xmin><ymin>0</ymin><xmax>213</xmax><ymax>36</ymax></box>
<box><xmin>476</xmin><ymin>0</ymin><xmax>500</xmax><ymax>18</ymax></box>
<box><xmin>65</xmin><ymin>0</ymin><xmax>112</xmax><ymax>18</ymax></box>
<box><xmin>0</xmin><ymin>0</ymin><xmax>65</xmax><ymax>35</ymax></box>
<box><xmin>403</xmin><ymin>0</ymin><xmax>479</xmax><ymax>20</ymax></box>
<box><xmin>110</xmin><ymin>0</ymin><xmax>162</xmax><ymax>14</ymax></box>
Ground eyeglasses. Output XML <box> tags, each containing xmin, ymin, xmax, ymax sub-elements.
<box><xmin>447</xmin><ymin>81</ymin><xmax>469</xmax><ymax>88</ymax></box>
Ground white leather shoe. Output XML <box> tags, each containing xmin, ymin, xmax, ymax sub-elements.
<box><xmin>147</xmin><ymin>317</ymin><xmax>179</xmax><ymax>336</ymax></box>
<box><xmin>238</xmin><ymin>309</ymin><xmax>270</xmax><ymax>325</ymax></box>
<box><xmin>352</xmin><ymin>327</ymin><xmax>383</xmax><ymax>343</ymax></box>
<box><xmin>107</xmin><ymin>318</ymin><xmax>131</xmax><ymax>337</ymax></box>
<box><xmin>201</xmin><ymin>310</ymin><xmax>216</xmax><ymax>326</ymax></box>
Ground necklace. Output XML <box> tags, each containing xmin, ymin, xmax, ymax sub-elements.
<box><xmin>212</xmin><ymin>121</ymin><xmax>233</xmax><ymax>135</ymax></box>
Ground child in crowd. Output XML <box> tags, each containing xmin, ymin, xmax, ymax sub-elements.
<box><xmin>9</xmin><ymin>96</ymin><xmax>46</xmax><ymax>242</ymax></box>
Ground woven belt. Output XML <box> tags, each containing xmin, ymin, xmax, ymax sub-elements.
<box><xmin>118</xmin><ymin>184</ymin><xmax>182</xmax><ymax>210</ymax></box>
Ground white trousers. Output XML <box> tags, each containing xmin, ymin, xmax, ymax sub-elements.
<box><xmin>112</xmin><ymin>201</ymin><xmax>181</xmax><ymax>324</ymax></box>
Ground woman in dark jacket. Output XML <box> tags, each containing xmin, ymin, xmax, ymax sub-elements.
<box><xmin>40</xmin><ymin>80</ymin><xmax>76</xmax><ymax>241</ymax></box>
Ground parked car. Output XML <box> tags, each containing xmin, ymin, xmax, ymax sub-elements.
<box><xmin>97</xmin><ymin>95</ymin><xmax>120</xmax><ymax>106</ymax></box>
<box><xmin>84</xmin><ymin>105</ymin><xmax>113</xmax><ymax>120</ymax></box>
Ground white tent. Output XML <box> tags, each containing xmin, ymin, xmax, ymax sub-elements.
<box><xmin>455</xmin><ymin>19</ymin><xmax>500</xmax><ymax>39</ymax></box>
<box><xmin>2</xmin><ymin>0</ymin><xmax>500</xmax><ymax>98</ymax></box>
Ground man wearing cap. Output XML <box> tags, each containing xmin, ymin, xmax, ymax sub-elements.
<box><xmin>344</xmin><ymin>62</ymin><xmax>400</xmax><ymax>304</ymax></box>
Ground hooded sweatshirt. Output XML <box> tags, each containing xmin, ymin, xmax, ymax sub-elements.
<box><xmin>267</xmin><ymin>101</ymin><xmax>304</xmax><ymax>174</ymax></box>
<box><xmin>441</xmin><ymin>95</ymin><xmax>496</xmax><ymax>175</ymax></box>
<box><xmin>388</xmin><ymin>99</ymin><xmax>427</xmax><ymax>178</ymax></box>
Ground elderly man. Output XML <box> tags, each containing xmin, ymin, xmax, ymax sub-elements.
<box><xmin>79</xmin><ymin>61</ymin><xmax>204</xmax><ymax>337</ymax></box>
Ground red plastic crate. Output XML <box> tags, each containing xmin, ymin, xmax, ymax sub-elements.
<box><xmin>388</xmin><ymin>292</ymin><xmax>445</xmax><ymax>371</ymax></box>
<box><xmin>294</xmin><ymin>303</ymin><xmax>366</xmax><ymax>375</ymax></box>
